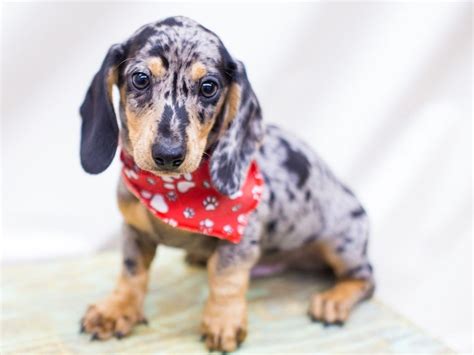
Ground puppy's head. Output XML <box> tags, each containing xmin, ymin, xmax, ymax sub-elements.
<box><xmin>80</xmin><ymin>16</ymin><xmax>263</xmax><ymax>195</ymax></box>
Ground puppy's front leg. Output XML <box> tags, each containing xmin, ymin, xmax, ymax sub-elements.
<box><xmin>80</xmin><ymin>224</ymin><xmax>157</xmax><ymax>340</ymax></box>
<box><xmin>201</xmin><ymin>233</ymin><xmax>260</xmax><ymax>352</ymax></box>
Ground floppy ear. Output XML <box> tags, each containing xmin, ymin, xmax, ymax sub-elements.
<box><xmin>79</xmin><ymin>43</ymin><xmax>125</xmax><ymax>174</ymax></box>
<box><xmin>210</xmin><ymin>60</ymin><xmax>264</xmax><ymax>195</ymax></box>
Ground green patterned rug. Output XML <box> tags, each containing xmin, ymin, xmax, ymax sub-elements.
<box><xmin>2</xmin><ymin>248</ymin><xmax>452</xmax><ymax>354</ymax></box>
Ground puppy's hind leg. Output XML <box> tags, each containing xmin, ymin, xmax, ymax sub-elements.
<box><xmin>309</xmin><ymin>212</ymin><xmax>374</xmax><ymax>325</ymax></box>
<box><xmin>80</xmin><ymin>224</ymin><xmax>157</xmax><ymax>340</ymax></box>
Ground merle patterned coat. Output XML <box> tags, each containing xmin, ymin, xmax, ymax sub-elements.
<box><xmin>79</xmin><ymin>16</ymin><xmax>374</xmax><ymax>352</ymax></box>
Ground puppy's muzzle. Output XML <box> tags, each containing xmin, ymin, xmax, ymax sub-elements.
<box><xmin>152</xmin><ymin>141</ymin><xmax>185</xmax><ymax>169</ymax></box>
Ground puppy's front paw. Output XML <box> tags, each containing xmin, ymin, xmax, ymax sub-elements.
<box><xmin>201</xmin><ymin>299</ymin><xmax>247</xmax><ymax>352</ymax></box>
<box><xmin>80</xmin><ymin>295</ymin><xmax>146</xmax><ymax>340</ymax></box>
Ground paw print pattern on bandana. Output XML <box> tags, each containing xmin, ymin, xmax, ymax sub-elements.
<box><xmin>161</xmin><ymin>176</ymin><xmax>176</xmax><ymax>190</ymax></box>
<box><xmin>237</xmin><ymin>214</ymin><xmax>247</xmax><ymax>224</ymax></box>
<box><xmin>124</xmin><ymin>168</ymin><xmax>138</xmax><ymax>180</ymax></box>
<box><xmin>183</xmin><ymin>207</ymin><xmax>195</xmax><ymax>219</ymax></box>
<box><xmin>150</xmin><ymin>194</ymin><xmax>168</xmax><ymax>213</ymax></box>
<box><xmin>177</xmin><ymin>173</ymin><xmax>195</xmax><ymax>193</ymax></box>
<box><xmin>223</xmin><ymin>225</ymin><xmax>233</xmax><ymax>235</ymax></box>
<box><xmin>167</xmin><ymin>191</ymin><xmax>177</xmax><ymax>201</ymax></box>
<box><xmin>203</xmin><ymin>196</ymin><xmax>219</xmax><ymax>211</ymax></box>
<box><xmin>120</xmin><ymin>151</ymin><xmax>264</xmax><ymax>243</ymax></box>
<box><xmin>140</xmin><ymin>190</ymin><xmax>152</xmax><ymax>199</ymax></box>
<box><xmin>252</xmin><ymin>185</ymin><xmax>264</xmax><ymax>200</ymax></box>
<box><xmin>229</xmin><ymin>190</ymin><xmax>243</xmax><ymax>200</ymax></box>
<box><xmin>177</xmin><ymin>181</ymin><xmax>195</xmax><ymax>193</ymax></box>
<box><xmin>232</xmin><ymin>204</ymin><xmax>241</xmax><ymax>212</ymax></box>
<box><xmin>236</xmin><ymin>214</ymin><xmax>248</xmax><ymax>235</ymax></box>
<box><xmin>200</xmin><ymin>218</ymin><xmax>214</xmax><ymax>234</ymax></box>
<box><xmin>160</xmin><ymin>174</ymin><xmax>196</xmax><ymax>193</ymax></box>
<box><xmin>164</xmin><ymin>218</ymin><xmax>178</xmax><ymax>227</ymax></box>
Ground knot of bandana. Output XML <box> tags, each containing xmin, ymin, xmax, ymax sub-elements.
<box><xmin>120</xmin><ymin>151</ymin><xmax>264</xmax><ymax>243</ymax></box>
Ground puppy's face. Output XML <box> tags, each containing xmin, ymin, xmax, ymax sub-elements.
<box><xmin>80</xmin><ymin>16</ymin><xmax>262</xmax><ymax>195</ymax></box>
<box><xmin>115</xmin><ymin>18</ymin><xmax>235</xmax><ymax>175</ymax></box>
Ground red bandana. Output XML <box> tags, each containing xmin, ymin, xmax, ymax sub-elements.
<box><xmin>120</xmin><ymin>152</ymin><xmax>264</xmax><ymax>243</ymax></box>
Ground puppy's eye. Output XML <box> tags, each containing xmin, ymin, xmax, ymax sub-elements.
<box><xmin>200</xmin><ymin>79</ymin><xmax>219</xmax><ymax>98</ymax></box>
<box><xmin>132</xmin><ymin>72</ymin><xmax>150</xmax><ymax>90</ymax></box>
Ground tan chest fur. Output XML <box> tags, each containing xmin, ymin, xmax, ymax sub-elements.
<box><xmin>117</xmin><ymin>177</ymin><xmax>218</xmax><ymax>253</ymax></box>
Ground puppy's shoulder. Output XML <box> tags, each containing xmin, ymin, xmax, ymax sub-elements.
<box><xmin>256</xmin><ymin>124</ymin><xmax>326</xmax><ymax>182</ymax></box>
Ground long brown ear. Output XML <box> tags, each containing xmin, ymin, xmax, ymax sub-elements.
<box><xmin>79</xmin><ymin>43</ymin><xmax>125</xmax><ymax>174</ymax></box>
<box><xmin>210</xmin><ymin>60</ymin><xmax>264</xmax><ymax>195</ymax></box>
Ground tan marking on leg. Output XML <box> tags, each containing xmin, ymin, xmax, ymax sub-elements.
<box><xmin>309</xmin><ymin>241</ymin><xmax>374</xmax><ymax>324</ymax></box>
<box><xmin>81</xmin><ymin>227</ymin><xmax>156</xmax><ymax>340</ymax></box>
<box><xmin>317</xmin><ymin>242</ymin><xmax>347</xmax><ymax>277</ymax></box>
<box><xmin>82</xmin><ymin>273</ymin><xmax>150</xmax><ymax>340</ymax></box>
<box><xmin>190</xmin><ymin>62</ymin><xmax>207</xmax><ymax>81</ymax></box>
<box><xmin>309</xmin><ymin>278</ymin><xmax>373</xmax><ymax>324</ymax></box>
<box><xmin>201</xmin><ymin>252</ymin><xmax>250</xmax><ymax>352</ymax></box>
<box><xmin>147</xmin><ymin>57</ymin><xmax>166</xmax><ymax>78</ymax></box>
<box><xmin>117</xmin><ymin>182</ymin><xmax>154</xmax><ymax>235</ymax></box>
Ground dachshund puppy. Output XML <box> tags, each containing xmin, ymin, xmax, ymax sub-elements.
<box><xmin>79</xmin><ymin>16</ymin><xmax>374</xmax><ymax>352</ymax></box>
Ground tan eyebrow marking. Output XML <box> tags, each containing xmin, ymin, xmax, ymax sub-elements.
<box><xmin>190</xmin><ymin>62</ymin><xmax>207</xmax><ymax>81</ymax></box>
<box><xmin>147</xmin><ymin>57</ymin><xmax>166</xmax><ymax>77</ymax></box>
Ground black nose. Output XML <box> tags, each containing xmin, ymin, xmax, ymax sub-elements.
<box><xmin>152</xmin><ymin>143</ymin><xmax>185</xmax><ymax>168</ymax></box>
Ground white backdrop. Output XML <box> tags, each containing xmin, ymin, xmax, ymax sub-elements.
<box><xmin>1</xmin><ymin>2</ymin><xmax>472</xmax><ymax>352</ymax></box>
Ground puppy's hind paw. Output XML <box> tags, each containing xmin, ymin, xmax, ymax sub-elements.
<box><xmin>308</xmin><ymin>279</ymin><xmax>373</xmax><ymax>325</ymax></box>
